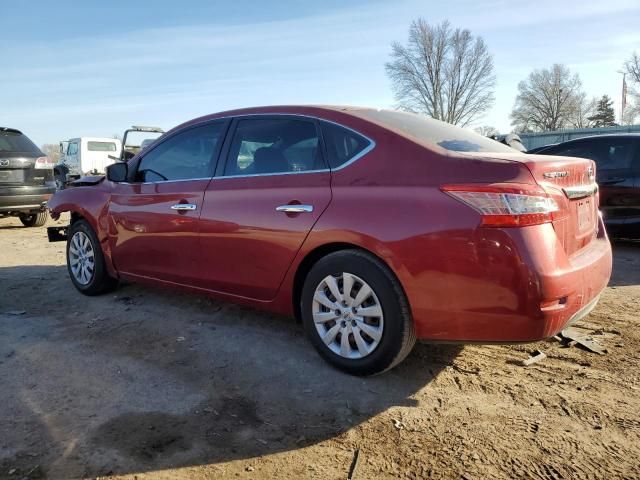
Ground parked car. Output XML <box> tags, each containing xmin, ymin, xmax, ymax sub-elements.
<box><xmin>0</xmin><ymin>127</ymin><xmax>55</xmax><ymax>227</ymax></box>
<box><xmin>54</xmin><ymin>137</ymin><xmax>122</xmax><ymax>189</ymax></box>
<box><xmin>47</xmin><ymin>106</ymin><xmax>612</xmax><ymax>375</ymax></box>
<box><xmin>534</xmin><ymin>134</ymin><xmax>640</xmax><ymax>238</ymax></box>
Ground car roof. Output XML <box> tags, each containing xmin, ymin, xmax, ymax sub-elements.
<box><xmin>173</xmin><ymin>105</ymin><xmax>392</xmax><ymax>132</ymax></box>
<box><xmin>0</xmin><ymin>127</ymin><xmax>23</xmax><ymax>135</ymax></box>
<box><xmin>551</xmin><ymin>133</ymin><xmax>640</xmax><ymax>145</ymax></box>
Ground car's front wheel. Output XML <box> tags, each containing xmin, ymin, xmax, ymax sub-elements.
<box><xmin>301</xmin><ymin>250</ymin><xmax>416</xmax><ymax>376</ymax></box>
<box><xmin>67</xmin><ymin>219</ymin><xmax>118</xmax><ymax>295</ymax></box>
<box><xmin>19</xmin><ymin>211</ymin><xmax>48</xmax><ymax>227</ymax></box>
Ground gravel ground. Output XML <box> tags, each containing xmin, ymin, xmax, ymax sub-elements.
<box><xmin>0</xmin><ymin>215</ymin><xmax>639</xmax><ymax>480</ymax></box>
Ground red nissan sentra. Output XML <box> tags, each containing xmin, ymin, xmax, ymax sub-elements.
<box><xmin>47</xmin><ymin>106</ymin><xmax>612</xmax><ymax>375</ymax></box>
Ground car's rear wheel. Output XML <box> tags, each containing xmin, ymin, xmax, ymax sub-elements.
<box><xmin>301</xmin><ymin>249</ymin><xmax>416</xmax><ymax>376</ymax></box>
<box><xmin>19</xmin><ymin>211</ymin><xmax>48</xmax><ymax>227</ymax></box>
<box><xmin>67</xmin><ymin>219</ymin><xmax>118</xmax><ymax>295</ymax></box>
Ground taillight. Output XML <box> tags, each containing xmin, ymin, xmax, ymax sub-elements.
<box><xmin>34</xmin><ymin>156</ymin><xmax>55</xmax><ymax>169</ymax></box>
<box><xmin>442</xmin><ymin>183</ymin><xmax>559</xmax><ymax>227</ymax></box>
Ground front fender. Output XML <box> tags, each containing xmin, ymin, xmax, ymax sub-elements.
<box><xmin>47</xmin><ymin>182</ymin><xmax>118</xmax><ymax>278</ymax></box>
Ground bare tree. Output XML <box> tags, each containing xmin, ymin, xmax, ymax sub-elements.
<box><xmin>386</xmin><ymin>19</ymin><xmax>495</xmax><ymax>127</ymax></box>
<box><xmin>474</xmin><ymin>125</ymin><xmax>499</xmax><ymax>137</ymax></box>
<box><xmin>568</xmin><ymin>96</ymin><xmax>597</xmax><ymax>129</ymax></box>
<box><xmin>510</xmin><ymin>64</ymin><xmax>585</xmax><ymax>132</ymax></box>
<box><xmin>40</xmin><ymin>143</ymin><xmax>61</xmax><ymax>163</ymax></box>
<box><xmin>624</xmin><ymin>52</ymin><xmax>640</xmax><ymax>124</ymax></box>
<box><xmin>625</xmin><ymin>52</ymin><xmax>640</xmax><ymax>85</ymax></box>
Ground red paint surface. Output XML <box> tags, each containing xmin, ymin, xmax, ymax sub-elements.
<box><xmin>48</xmin><ymin>106</ymin><xmax>613</xmax><ymax>343</ymax></box>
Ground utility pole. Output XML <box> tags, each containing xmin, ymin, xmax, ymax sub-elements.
<box><xmin>618</xmin><ymin>70</ymin><xmax>627</xmax><ymax>124</ymax></box>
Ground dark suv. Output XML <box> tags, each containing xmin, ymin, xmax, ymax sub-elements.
<box><xmin>0</xmin><ymin>127</ymin><xmax>55</xmax><ymax>227</ymax></box>
<box><xmin>535</xmin><ymin>134</ymin><xmax>640</xmax><ymax>239</ymax></box>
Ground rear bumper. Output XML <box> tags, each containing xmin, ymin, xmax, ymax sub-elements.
<box><xmin>408</xmin><ymin>215</ymin><xmax>612</xmax><ymax>342</ymax></box>
<box><xmin>0</xmin><ymin>185</ymin><xmax>55</xmax><ymax>213</ymax></box>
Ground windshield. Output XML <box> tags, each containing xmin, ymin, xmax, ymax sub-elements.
<box><xmin>0</xmin><ymin>131</ymin><xmax>41</xmax><ymax>154</ymax></box>
<box><xmin>356</xmin><ymin>110</ymin><xmax>515</xmax><ymax>153</ymax></box>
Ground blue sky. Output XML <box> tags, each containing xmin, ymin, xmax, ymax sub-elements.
<box><xmin>2</xmin><ymin>0</ymin><xmax>639</xmax><ymax>146</ymax></box>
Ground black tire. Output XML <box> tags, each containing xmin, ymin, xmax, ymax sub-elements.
<box><xmin>301</xmin><ymin>249</ymin><xmax>416</xmax><ymax>376</ymax></box>
<box><xmin>66</xmin><ymin>219</ymin><xmax>118</xmax><ymax>295</ymax></box>
<box><xmin>19</xmin><ymin>211</ymin><xmax>48</xmax><ymax>227</ymax></box>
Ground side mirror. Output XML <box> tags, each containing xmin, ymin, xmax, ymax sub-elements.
<box><xmin>106</xmin><ymin>162</ymin><xmax>128</xmax><ymax>182</ymax></box>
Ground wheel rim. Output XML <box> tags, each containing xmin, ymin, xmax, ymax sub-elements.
<box><xmin>69</xmin><ymin>231</ymin><xmax>95</xmax><ymax>285</ymax></box>
<box><xmin>312</xmin><ymin>272</ymin><xmax>384</xmax><ymax>359</ymax></box>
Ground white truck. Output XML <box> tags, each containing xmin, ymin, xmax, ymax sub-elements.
<box><xmin>54</xmin><ymin>137</ymin><xmax>122</xmax><ymax>189</ymax></box>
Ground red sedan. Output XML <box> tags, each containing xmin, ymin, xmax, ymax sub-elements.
<box><xmin>47</xmin><ymin>106</ymin><xmax>612</xmax><ymax>375</ymax></box>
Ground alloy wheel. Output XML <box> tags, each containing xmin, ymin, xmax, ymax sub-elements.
<box><xmin>69</xmin><ymin>231</ymin><xmax>95</xmax><ymax>285</ymax></box>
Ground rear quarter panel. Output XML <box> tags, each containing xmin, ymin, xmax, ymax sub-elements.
<box><xmin>272</xmin><ymin>128</ymin><xmax>543</xmax><ymax>339</ymax></box>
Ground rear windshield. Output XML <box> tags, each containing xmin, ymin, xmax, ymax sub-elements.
<box><xmin>87</xmin><ymin>141</ymin><xmax>117</xmax><ymax>152</ymax></box>
<box><xmin>356</xmin><ymin>110</ymin><xmax>515</xmax><ymax>153</ymax></box>
<box><xmin>0</xmin><ymin>131</ymin><xmax>41</xmax><ymax>154</ymax></box>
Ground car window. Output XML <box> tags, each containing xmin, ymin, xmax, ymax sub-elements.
<box><xmin>599</xmin><ymin>139</ymin><xmax>634</xmax><ymax>170</ymax></box>
<box><xmin>67</xmin><ymin>143</ymin><xmax>79</xmax><ymax>155</ymax></box>
<box><xmin>546</xmin><ymin>138</ymin><xmax>634</xmax><ymax>171</ymax></box>
<box><xmin>87</xmin><ymin>141</ymin><xmax>117</xmax><ymax>152</ymax></box>
<box><xmin>136</xmin><ymin>122</ymin><xmax>224</xmax><ymax>182</ymax></box>
<box><xmin>543</xmin><ymin>141</ymin><xmax>595</xmax><ymax>160</ymax></box>
<box><xmin>320</xmin><ymin>121</ymin><xmax>371</xmax><ymax>169</ymax></box>
<box><xmin>0</xmin><ymin>131</ymin><xmax>41</xmax><ymax>154</ymax></box>
<box><xmin>224</xmin><ymin>118</ymin><xmax>322</xmax><ymax>176</ymax></box>
<box><xmin>355</xmin><ymin>109</ymin><xmax>515</xmax><ymax>153</ymax></box>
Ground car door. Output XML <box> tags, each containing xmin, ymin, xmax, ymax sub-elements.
<box><xmin>108</xmin><ymin>120</ymin><xmax>228</xmax><ymax>285</ymax></box>
<box><xmin>65</xmin><ymin>141</ymin><xmax>80</xmax><ymax>176</ymax></box>
<box><xmin>626</xmin><ymin>143</ymin><xmax>640</xmax><ymax>236</ymax></box>
<box><xmin>197</xmin><ymin>116</ymin><xmax>332</xmax><ymax>300</ymax></box>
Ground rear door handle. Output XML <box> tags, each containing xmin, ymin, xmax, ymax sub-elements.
<box><xmin>171</xmin><ymin>203</ymin><xmax>197</xmax><ymax>211</ymax></box>
<box><xmin>276</xmin><ymin>204</ymin><xmax>314</xmax><ymax>213</ymax></box>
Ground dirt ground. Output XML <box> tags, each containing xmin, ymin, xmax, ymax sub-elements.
<box><xmin>0</xmin><ymin>214</ymin><xmax>639</xmax><ymax>480</ymax></box>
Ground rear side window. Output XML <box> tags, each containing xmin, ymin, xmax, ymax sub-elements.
<box><xmin>543</xmin><ymin>141</ymin><xmax>595</xmax><ymax>160</ymax></box>
<box><xmin>224</xmin><ymin>118</ymin><xmax>323</xmax><ymax>176</ymax></box>
<box><xmin>136</xmin><ymin>122</ymin><xmax>224</xmax><ymax>182</ymax></box>
<box><xmin>320</xmin><ymin>121</ymin><xmax>371</xmax><ymax>169</ymax></box>
<box><xmin>87</xmin><ymin>141</ymin><xmax>117</xmax><ymax>152</ymax></box>
<box><xmin>356</xmin><ymin>109</ymin><xmax>515</xmax><ymax>153</ymax></box>
<box><xmin>547</xmin><ymin>138</ymin><xmax>635</xmax><ymax>170</ymax></box>
<box><xmin>0</xmin><ymin>131</ymin><xmax>41</xmax><ymax>154</ymax></box>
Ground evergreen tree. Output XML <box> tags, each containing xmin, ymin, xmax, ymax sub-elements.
<box><xmin>587</xmin><ymin>95</ymin><xmax>617</xmax><ymax>127</ymax></box>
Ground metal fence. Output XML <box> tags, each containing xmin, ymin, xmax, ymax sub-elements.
<box><xmin>519</xmin><ymin>125</ymin><xmax>640</xmax><ymax>150</ymax></box>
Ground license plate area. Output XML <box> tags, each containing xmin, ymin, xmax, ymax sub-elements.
<box><xmin>576</xmin><ymin>198</ymin><xmax>594</xmax><ymax>232</ymax></box>
<box><xmin>0</xmin><ymin>169</ymin><xmax>24</xmax><ymax>184</ymax></box>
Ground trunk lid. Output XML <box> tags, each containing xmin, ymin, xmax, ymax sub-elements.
<box><xmin>460</xmin><ymin>152</ymin><xmax>599</xmax><ymax>256</ymax></box>
<box><xmin>521</xmin><ymin>154</ymin><xmax>598</xmax><ymax>256</ymax></box>
<box><xmin>476</xmin><ymin>152</ymin><xmax>599</xmax><ymax>256</ymax></box>
<box><xmin>0</xmin><ymin>154</ymin><xmax>51</xmax><ymax>186</ymax></box>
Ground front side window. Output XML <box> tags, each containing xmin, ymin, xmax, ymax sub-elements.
<box><xmin>224</xmin><ymin>118</ymin><xmax>322</xmax><ymax>176</ymax></box>
<box><xmin>87</xmin><ymin>141</ymin><xmax>116</xmax><ymax>152</ymax></box>
<box><xmin>67</xmin><ymin>143</ymin><xmax>79</xmax><ymax>155</ymax></box>
<box><xmin>136</xmin><ymin>123</ymin><xmax>224</xmax><ymax>182</ymax></box>
<box><xmin>320</xmin><ymin>121</ymin><xmax>371</xmax><ymax>169</ymax></box>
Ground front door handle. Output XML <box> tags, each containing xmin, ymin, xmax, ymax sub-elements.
<box><xmin>276</xmin><ymin>204</ymin><xmax>314</xmax><ymax>213</ymax></box>
<box><xmin>171</xmin><ymin>203</ymin><xmax>197</xmax><ymax>211</ymax></box>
